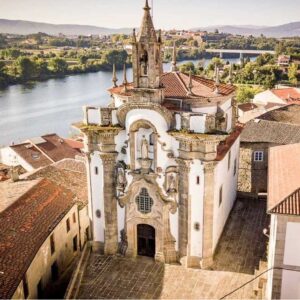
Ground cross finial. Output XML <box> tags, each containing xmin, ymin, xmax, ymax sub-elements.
<box><xmin>144</xmin><ymin>0</ymin><xmax>150</xmax><ymax>10</ymax></box>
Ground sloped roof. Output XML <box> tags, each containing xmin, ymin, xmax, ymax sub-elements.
<box><xmin>271</xmin><ymin>88</ymin><xmax>300</xmax><ymax>102</ymax></box>
<box><xmin>10</xmin><ymin>134</ymin><xmax>79</xmax><ymax>170</ymax></box>
<box><xmin>238</xmin><ymin>103</ymin><xmax>258</xmax><ymax>112</ymax></box>
<box><xmin>0</xmin><ymin>179</ymin><xmax>74</xmax><ymax>299</ymax></box>
<box><xmin>268</xmin><ymin>144</ymin><xmax>300</xmax><ymax>216</ymax></box>
<box><xmin>241</xmin><ymin>119</ymin><xmax>300</xmax><ymax>144</ymax></box>
<box><xmin>257</xmin><ymin>104</ymin><xmax>300</xmax><ymax>125</ymax></box>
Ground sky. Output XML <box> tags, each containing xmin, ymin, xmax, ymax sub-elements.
<box><xmin>0</xmin><ymin>0</ymin><xmax>299</xmax><ymax>29</ymax></box>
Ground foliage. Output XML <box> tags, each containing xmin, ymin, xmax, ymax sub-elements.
<box><xmin>236</xmin><ymin>85</ymin><xmax>264</xmax><ymax>103</ymax></box>
<box><xmin>179</xmin><ymin>62</ymin><xmax>196</xmax><ymax>74</ymax></box>
<box><xmin>15</xmin><ymin>57</ymin><xmax>37</xmax><ymax>80</ymax></box>
<box><xmin>49</xmin><ymin>58</ymin><xmax>68</xmax><ymax>74</ymax></box>
<box><xmin>288</xmin><ymin>63</ymin><xmax>298</xmax><ymax>85</ymax></box>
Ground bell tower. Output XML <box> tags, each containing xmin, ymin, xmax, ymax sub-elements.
<box><xmin>132</xmin><ymin>0</ymin><xmax>163</xmax><ymax>89</ymax></box>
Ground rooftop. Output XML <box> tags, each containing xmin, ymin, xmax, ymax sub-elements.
<box><xmin>268</xmin><ymin>143</ymin><xmax>300</xmax><ymax>216</ymax></box>
<box><xmin>241</xmin><ymin>105</ymin><xmax>300</xmax><ymax>144</ymax></box>
<box><xmin>271</xmin><ymin>88</ymin><xmax>300</xmax><ymax>103</ymax></box>
<box><xmin>0</xmin><ymin>179</ymin><xmax>74</xmax><ymax>299</ymax></box>
<box><xmin>10</xmin><ymin>134</ymin><xmax>80</xmax><ymax>170</ymax></box>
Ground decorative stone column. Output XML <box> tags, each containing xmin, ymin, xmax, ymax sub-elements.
<box><xmin>100</xmin><ymin>152</ymin><xmax>119</xmax><ymax>255</ymax></box>
<box><xmin>176</xmin><ymin>158</ymin><xmax>191</xmax><ymax>261</ymax></box>
<box><xmin>201</xmin><ymin>161</ymin><xmax>216</xmax><ymax>269</ymax></box>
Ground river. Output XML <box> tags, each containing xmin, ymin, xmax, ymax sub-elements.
<box><xmin>0</xmin><ymin>58</ymin><xmax>244</xmax><ymax>146</ymax></box>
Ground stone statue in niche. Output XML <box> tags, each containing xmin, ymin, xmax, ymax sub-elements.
<box><xmin>141</xmin><ymin>135</ymin><xmax>149</xmax><ymax>159</ymax></box>
<box><xmin>117</xmin><ymin>167</ymin><xmax>127</xmax><ymax>195</ymax></box>
<box><xmin>167</xmin><ymin>174</ymin><xmax>177</xmax><ymax>193</ymax></box>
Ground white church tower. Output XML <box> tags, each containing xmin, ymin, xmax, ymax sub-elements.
<box><xmin>75</xmin><ymin>0</ymin><xmax>240</xmax><ymax>268</ymax></box>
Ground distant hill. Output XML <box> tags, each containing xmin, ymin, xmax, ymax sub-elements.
<box><xmin>1</xmin><ymin>18</ymin><xmax>300</xmax><ymax>38</ymax></box>
<box><xmin>192</xmin><ymin>22</ymin><xmax>300</xmax><ymax>37</ymax></box>
<box><xmin>0</xmin><ymin>19</ymin><xmax>132</xmax><ymax>36</ymax></box>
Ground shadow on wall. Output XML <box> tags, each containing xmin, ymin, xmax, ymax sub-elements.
<box><xmin>212</xmin><ymin>197</ymin><xmax>270</xmax><ymax>275</ymax></box>
<box><xmin>76</xmin><ymin>254</ymin><xmax>165</xmax><ymax>299</ymax></box>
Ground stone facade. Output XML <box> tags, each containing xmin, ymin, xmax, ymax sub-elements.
<box><xmin>77</xmin><ymin>0</ymin><xmax>240</xmax><ymax>269</ymax></box>
<box><xmin>238</xmin><ymin>142</ymin><xmax>276</xmax><ymax>196</ymax></box>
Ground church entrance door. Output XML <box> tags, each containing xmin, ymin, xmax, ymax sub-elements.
<box><xmin>137</xmin><ymin>224</ymin><xmax>155</xmax><ymax>258</ymax></box>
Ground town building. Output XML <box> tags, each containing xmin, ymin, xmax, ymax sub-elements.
<box><xmin>0</xmin><ymin>134</ymin><xmax>82</xmax><ymax>172</ymax></box>
<box><xmin>0</xmin><ymin>159</ymin><xmax>89</xmax><ymax>299</ymax></box>
<box><xmin>238</xmin><ymin>104</ymin><xmax>300</xmax><ymax>197</ymax></box>
<box><xmin>266</xmin><ymin>143</ymin><xmax>300</xmax><ymax>299</ymax></box>
<box><xmin>277</xmin><ymin>55</ymin><xmax>291</xmax><ymax>67</ymax></box>
<box><xmin>75</xmin><ymin>0</ymin><xmax>240</xmax><ymax>268</ymax></box>
<box><xmin>253</xmin><ymin>87</ymin><xmax>300</xmax><ymax>107</ymax></box>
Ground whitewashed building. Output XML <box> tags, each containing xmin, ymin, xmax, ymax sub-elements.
<box><xmin>75</xmin><ymin>0</ymin><xmax>241</xmax><ymax>268</ymax></box>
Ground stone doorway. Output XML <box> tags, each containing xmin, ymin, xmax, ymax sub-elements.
<box><xmin>137</xmin><ymin>224</ymin><xmax>155</xmax><ymax>257</ymax></box>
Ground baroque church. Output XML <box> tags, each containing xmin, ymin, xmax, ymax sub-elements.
<box><xmin>75</xmin><ymin>0</ymin><xmax>240</xmax><ymax>268</ymax></box>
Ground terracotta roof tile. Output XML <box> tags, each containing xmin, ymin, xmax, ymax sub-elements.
<box><xmin>271</xmin><ymin>88</ymin><xmax>300</xmax><ymax>102</ymax></box>
<box><xmin>238</xmin><ymin>103</ymin><xmax>258</xmax><ymax>112</ymax></box>
<box><xmin>268</xmin><ymin>144</ymin><xmax>300</xmax><ymax>215</ymax></box>
<box><xmin>0</xmin><ymin>179</ymin><xmax>74</xmax><ymax>299</ymax></box>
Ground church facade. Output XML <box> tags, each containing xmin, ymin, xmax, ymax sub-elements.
<box><xmin>75</xmin><ymin>0</ymin><xmax>241</xmax><ymax>268</ymax></box>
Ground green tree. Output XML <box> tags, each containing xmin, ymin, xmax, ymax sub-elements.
<box><xmin>101</xmin><ymin>50</ymin><xmax>128</xmax><ymax>68</ymax></box>
<box><xmin>179</xmin><ymin>62</ymin><xmax>196</xmax><ymax>74</ymax></box>
<box><xmin>236</xmin><ymin>85</ymin><xmax>264</xmax><ymax>103</ymax></box>
<box><xmin>49</xmin><ymin>58</ymin><xmax>68</xmax><ymax>74</ymax></box>
<box><xmin>79</xmin><ymin>55</ymin><xmax>89</xmax><ymax>65</ymax></box>
<box><xmin>15</xmin><ymin>57</ymin><xmax>37</xmax><ymax>80</ymax></box>
<box><xmin>288</xmin><ymin>63</ymin><xmax>298</xmax><ymax>85</ymax></box>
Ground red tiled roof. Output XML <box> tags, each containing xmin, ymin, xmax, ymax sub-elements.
<box><xmin>10</xmin><ymin>134</ymin><xmax>79</xmax><ymax>170</ymax></box>
<box><xmin>108</xmin><ymin>72</ymin><xmax>236</xmax><ymax>101</ymax></box>
<box><xmin>238</xmin><ymin>103</ymin><xmax>258</xmax><ymax>112</ymax></box>
<box><xmin>161</xmin><ymin>72</ymin><xmax>236</xmax><ymax>99</ymax></box>
<box><xmin>268</xmin><ymin>143</ymin><xmax>300</xmax><ymax>215</ymax></box>
<box><xmin>0</xmin><ymin>179</ymin><xmax>74</xmax><ymax>299</ymax></box>
<box><xmin>63</xmin><ymin>139</ymin><xmax>84</xmax><ymax>152</ymax></box>
<box><xmin>271</xmin><ymin>88</ymin><xmax>300</xmax><ymax>102</ymax></box>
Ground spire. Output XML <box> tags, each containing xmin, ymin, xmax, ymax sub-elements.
<box><xmin>187</xmin><ymin>70</ymin><xmax>194</xmax><ymax>95</ymax></box>
<box><xmin>171</xmin><ymin>41</ymin><xmax>178</xmax><ymax>72</ymax></box>
<box><xmin>112</xmin><ymin>64</ymin><xmax>118</xmax><ymax>87</ymax></box>
<box><xmin>122</xmin><ymin>64</ymin><xmax>128</xmax><ymax>92</ymax></box>
<box><xmin>214</xmin><ymin>67</ymin><xmax>220</xmax><ymax>95</ymax></box>
<box><xmin>132</xmin><ymin>28</ymin><xmax>137</xmax><ymax>43</ymax></box>
<box><xmin>228</xmin><ymin>63</ymin><xmax>233</xmax><ymax>84</ymax></box>
<box><xmin>138</xmin><ymin>0</ymin><xmax>157</xmax><ymax>42</ymax></box>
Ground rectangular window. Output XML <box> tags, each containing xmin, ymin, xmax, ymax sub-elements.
<box><xmin>23</xmin><ymin>276</ymin><xmax>29</xmax><ymax>299</ymax></box>
<box><xmin>234</xmin><ymin>158</ymin><xmax>237</xmax><ymax>176</ymax></box>
<box><xmin>85</xmin><ymin>226</ymin><xmax>90</xmax><ymax>241</ymax></box>
<box><xmin>51</xmin><ymin>261</ymin><xmax>59</xmax><ymax>281</ymax></box>
<box><xmin>73</xmin><ymin>212</ymin><xmax>76</xmax><ymax>223</ymax></box>
<box><xmin>196</xmin><ymin>176</ymin><xmax>200</xmax><ymax>185</ymax></box>
<box><xmin>66</xmin><ymin>218</ymin><xmax>70</xmax><ymax>232</ymax></box>
<box><xmin>37</xmin><ymin>279</ymin><xmax>43</xmax><ymax>299</ymax></box>
<box><xmin>95</xmin><ymin>167</ymin><xmax>98</xmax><ymax>175</ymax></box>
<box><xmin>228</xmin><ymin>151</ymin><xmax>231</xmax><ymax>170</ymax></box>
<box><xmin>219</xmin><ymin>185</ymin><xmax>223</xmax><ymax>207</ymax></box>
<box><xmin>50</xmin><ymin>234</ymin><xmax>55</xmax><ymax>255</ymax></box>
<box><xmin>73</xmin><ymin>235</ymin><xmax>78</xmax><ymax>252</ymax></box>
<box><xmin>254</xmin><ymin>151</ymin><xmax>264</xmax><ymax>162</ymax></box>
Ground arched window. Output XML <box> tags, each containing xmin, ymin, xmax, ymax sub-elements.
<box><xmin>136</xmin><ymin>188</ymin><xmax>153</xmax><ymax>214</ymax></box>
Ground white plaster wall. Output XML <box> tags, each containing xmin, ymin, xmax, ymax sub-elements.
<box><xmin>190</xmin><ymin>115</ymin><xmax>206</xmax><ymax>133</ymax></box>
<box><xmin>0</xmin><ymin>147</ymin><xmax>34</xmax><ymax>171</ymax></box>
<box><xmin>22</xmin><ymin>205</ymin><xmax>79</xmax><ymax>299</ymax></box>
<box><xmin>114</xmin><ymin>95</ymin><xmax>126</xmax><ymax>108</ymax></box>
<box><xmin>189</xmin><ymin>160</ymin><xmax>204</xmax><ymax>257</ymax></box>
<box><xmin>226</xmin><ymin>107</ymin><xmax>233</xmax><ymax>132</ymax></box>
<box><xmin>192</xmin><ymin>105</ymin><xmax>217</xmax><ymax>114</ymax></box>
<box><xmin>112</xmin><ymin>109</ymin><xmax>119</xmax><ymax>125</ymax></box>
<box><xmin>253</xmin><ymin>90</ymin><xmax>283</xmax><ymax>105</ymax></box>
<box><xmin>219</xmin><ymin>98</ymin><xmax>232</xmax><ymax>112</ymax></box>
<box><xmin>117</xmin><ymin>204</ymin><xmax>125</xmax><ymax>242</ymax></box>
<box><xmin>281</xmin><ymin>270</ymin><xmax>300</xmax><ymax>299</ymax></box>
<box><xmin>175</xmin><ymin>113</ymin><xmax>181</xmax><ymax>130</ymax></box>
<box><xmin>87</xmin><ymin>108</ymin><xmax>100</xmax><ymax>124</ymax></box>
<box><xmin>79</xmin><ymin>205</ymin><xmax>91</xmax><ymax>246</ymax></box>
<box><xmin>90</xmin><ymin>152</ymin><xmax>105</xmax><ymax>243</ymax></box>
<box><xmin>266</xmin><ymin>214</ymin><xmax>277</xmax><ymax>300</ymax></box>
<box><xmin>169</xmin><ymin>209</ymin><xmax>179</xmax><ymax>251</ymax></box>
<box><xmin>283</xmin><ymin>222</ymin><xmax>300</xmax><ymax>266</ymax></box>
<box><xmin>212</xmin><ymin>136</ymin><xmax>240</xmax><ymax>251</ymax></box>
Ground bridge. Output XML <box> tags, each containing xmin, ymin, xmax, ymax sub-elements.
<box><xmin>206</xmin><ymin>49</ymin><xmax>275</xmax><ymax>59</ymax></box>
